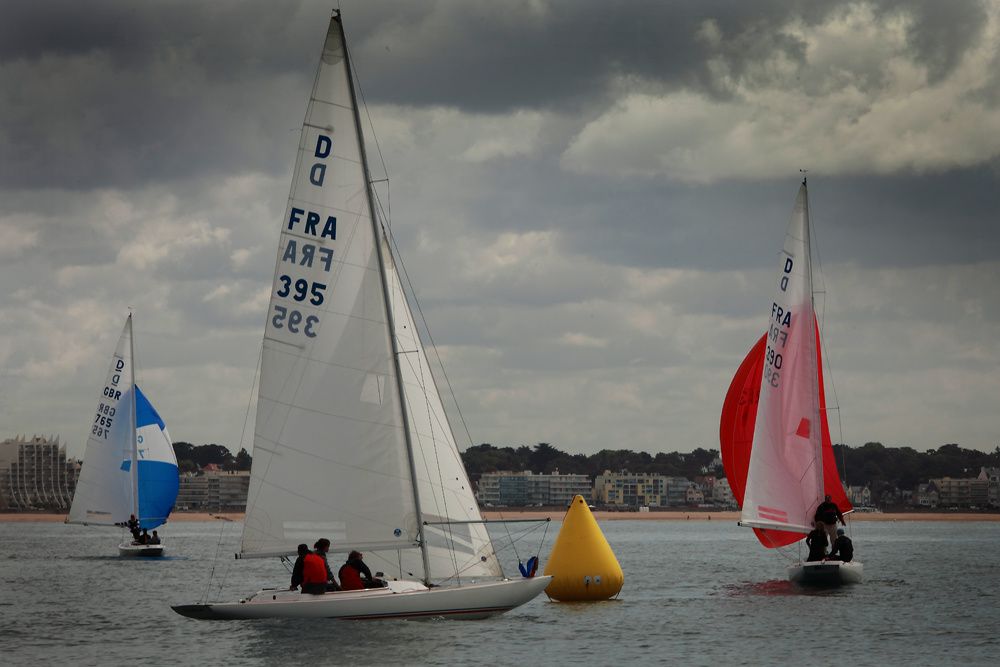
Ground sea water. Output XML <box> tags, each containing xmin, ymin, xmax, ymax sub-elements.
<box><xmin>1</xmin><ymin>519</ymin><xmax>998</xmax><ymax>666</ymax></box>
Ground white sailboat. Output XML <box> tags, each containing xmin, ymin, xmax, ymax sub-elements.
<box><xmin>720</xmin><ymin>181</ymin><xmax>862</xmax><ymax>585</ymax></box>
<box><xmin>67</xmin><ymin>314</ymin><xmax>179</xmax><ymax>557</ymax></box>
<box><xmin>172</xmin><ymin>12</ymin><xmax>550</xmax><ymax>620</ymax></box>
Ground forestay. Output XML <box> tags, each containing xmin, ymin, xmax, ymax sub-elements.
<box><xmin>741</xmin><ymin>184</ymin><xmax>824</xmax><ymax>535</ymax></box>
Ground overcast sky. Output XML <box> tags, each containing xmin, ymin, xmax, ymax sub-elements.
<box><xmin>2</xmin><ymin>0</ymin><xmax>998</xmax><ymax>459</ymax></box>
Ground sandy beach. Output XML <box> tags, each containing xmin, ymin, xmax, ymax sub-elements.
<box><xmin>0</xmin><ymin>512</ymin><xmax>244</xmax><ymax>523</ymax></box>
<box><xmin>483</xmin><ymin>510</ymin><xmax>1000</xmax><ymax>522</ymax></box>
<box><xmin>3</xmin><ymin>510</ymin><xmax>997</xmax><ymax>523</ymax></box>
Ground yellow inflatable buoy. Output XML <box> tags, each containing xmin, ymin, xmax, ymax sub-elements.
<box><xmin>543</xmin><ymin>495</ymin><xmax>624</xmax><ymax>601</ymax></box>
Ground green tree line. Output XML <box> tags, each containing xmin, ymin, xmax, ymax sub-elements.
<box><xmin>172</xmin><ymin>442</ymin><xmax>251</xmax><ymax>474</ymax></box>
<box><xmin>172</xmin><ymin>440</ymin><xmax>1000</xmax><ymax>496</ymax></box>
<box><xmin>461</xmin><ymin>442</ymin><xmax>1000</xmax><ymax>492</ymax></box>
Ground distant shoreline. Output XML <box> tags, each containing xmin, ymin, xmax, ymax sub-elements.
<box><xmin>482</xmin><ymin>510</ymin><xmax>1000</xmax><ymax>522</ymax></box>
<box><xmin>3</xmin><ymin>510</ymin><xmax>998</xmax><ymax>523</ymax></box>
<box><xmin>0</xmin><ymin>512</ymin><xmax>244</xmax><ymax>523</ymax></box>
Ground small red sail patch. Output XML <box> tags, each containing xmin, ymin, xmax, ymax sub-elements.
<box><xmin>796</xmin><ymin>418</ymin><xmax>811</xmax><ymax>438</ymax></box>
<box><xmin>758</xmin><ymin>506</ymin><xmax>788</xmax><ymax>523</ymax></box>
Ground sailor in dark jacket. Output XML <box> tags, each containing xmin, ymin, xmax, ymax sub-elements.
<box><xmin>290</xmin><ymin>543</ymin><xmax>310</xmax><ymax>590</ymax></box>
<box><xmin>805</xmin><ymin>525</ymin><xmax>828</xmax><ymax>562</ymax></box>
<box><xmin>827</xmin><ymin>528</ymin><xmax>854</xmax><ymax>562</ymax></box>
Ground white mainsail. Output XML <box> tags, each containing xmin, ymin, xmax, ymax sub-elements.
<box><xmin>741</xmin><ymin>182</ymin><xmax>824</xmax><ymax>534</ymax></box>
<box><xmin>69</xmin><ymin>317</ymin><xmax>137</xmax><ymax>526</ymax></box>
<box><xmin>242</xmin><ymin>17</ymin><xmax>497</xmax><ymax>584</ymax></box>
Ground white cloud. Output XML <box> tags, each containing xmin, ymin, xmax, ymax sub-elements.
<box><xmin>0</xmin><ymin>217</ymin><xmax>39</xmax><ymax>257</ymax></box>
<box><xmin>562</xmin><ymin>3</ymin><xmax>1000</xmax><ymax>183</ymax></box>
<box><xmin>560</xmin><ymin>332</ymin><xmax>608</xmax><ymax>348</ymax></box>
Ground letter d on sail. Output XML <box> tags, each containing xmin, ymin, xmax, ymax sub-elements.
<box><xmin>310</xmin><ymin>134</ymin><xmax>332</xmax><ymax>186</ymax></box>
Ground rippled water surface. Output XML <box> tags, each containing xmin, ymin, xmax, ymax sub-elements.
<box><xmin>1</xmin><ymin>519</ymin><xmax>998</xmax><ymax>666</ymax></box>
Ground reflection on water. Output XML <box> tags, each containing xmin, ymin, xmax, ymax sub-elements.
<box><xmin>1</xmin><ymin>520</ymin><xmax>998</xmax><ymax>665</ymax></box>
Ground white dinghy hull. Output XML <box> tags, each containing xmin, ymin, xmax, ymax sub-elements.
<box><xmin>173</xmin><ymin>576</ymin><xmax>551</xmax><ymax>621</ymax></box>
<box><xmin>788</xmin><ymin>560</ymin><xmax>863</xmax><ymax>586</ymax></box>
<box><xmin>119</xmin><ymin>542</ymin><xmax>164</xmax><ymax>558</ymax></box>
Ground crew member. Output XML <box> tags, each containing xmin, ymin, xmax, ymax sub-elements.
<box><xmin>805</xmin><ymin>524</ymin><xmax>828</xmax><ymax>562</ymax></box>
<box><xmin>290</xmin><ymin>544</ymin><xmax>310</xmax><ymax>590</ymax></box>
<box><xmin>338</xmin><ymin>551</ymin><xmax>384</xmax><ymax>591</ymax></box>
<box><xmin>313</xmin><ymin>538</ymin><xmax>341</xmax><ymax>591</ymax></box>
<box><xmin>814</xmin><ymin>494</ymin><xmax>846</xmax><ymax>547</ymax></box>
<box><xmin>827</xmin><ymin>528</ymin><xmax>854</xmax><ymax>563</ymax></box>
<box><xmin>300</xmin><ymin>550</ymin><xmax>330</xmax><ymax>595</ymax></box>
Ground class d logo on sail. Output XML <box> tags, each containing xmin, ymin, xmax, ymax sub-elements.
<box><xmin>309</xmin><ymin>134</ymin><xmax>332</xmax><ymax>187</ymax></box>
<box><xmin>104</xmin><ymin>358</ymin><xmax>126</xmax><ymax>400</ymax></box>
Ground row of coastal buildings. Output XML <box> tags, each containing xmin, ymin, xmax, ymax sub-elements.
<box><xmin>2</xmin><ymin>435</ymin><xmax>1000</xmax><ymax>512</ymax></box>
<box><xmin>0</xmin><ymin>435</ymin><xmax>250</xmax><ymax>512</ymax></box>
<box><xmin>476</xmin><ymin>470</ymin><xmax>739</xmax><ymax>509</ymax></box>
<box><xmin>478</xmin><ymin>468</ymin><xmax>1000</xmax><ymax>510</ymax></box>
<box><xmin>477</xmin><ymin>469</ymin><xmax>871</xmax><ymax>509</ymax></box>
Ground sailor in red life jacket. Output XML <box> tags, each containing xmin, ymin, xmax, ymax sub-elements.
<box><xmin>338</xmin><ymin>550</ymin><xmax>385</xmax><ymax>590</ymax></box>
<box><xmin>300</xmin><ymin>551</ymin><xmax>330</xmax><ymax>595</ymax></box>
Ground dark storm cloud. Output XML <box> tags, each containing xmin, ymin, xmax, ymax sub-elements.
<box><xmin>1</xmin><ymin>0</ymin><xmax>990</xmax><ymax>191</ymax></box>
<box><xmin>349</xmin><ymin>0</ymin><xmax>987</xmax><ymax>109</ymax></box>
<box><xmin>0</xmin><ymin>0</ymin><xmax>321</xmax><ymax>190</ymax></box>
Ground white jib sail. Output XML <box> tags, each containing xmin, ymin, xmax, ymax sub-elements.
<box><xmin>242</xmin><ymin>17</ymin><xmax>419</xmax><ymax>561</ymax></box>
<box><xmin>383</xmin><ymin>240</ymin><xmax>503</xmax><ymax>582</ymax></box>
<box><xmin>68</xmin><ymin>317</ymin><xmax>136</xmax><ymax>526</ymax></box>
<box><xmin>742</xmin><ymin>183</ymin><xmax>824</xmax><ymax>534</ymax></box>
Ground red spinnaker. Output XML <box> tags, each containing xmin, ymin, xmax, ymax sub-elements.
<box><xmin>719</xmin><ymin>322</ymin><xmax>852</xmax><ymax>549</ymax></box>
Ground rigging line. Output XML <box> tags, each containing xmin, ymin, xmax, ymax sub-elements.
<box><xmin>350</xmin><ymin>24</ymin><xmax>493</xmax><ymax>580</ymax></box>
<box><xmin>202</xmin><ymin>518</ymin><xmax>229</xmax><ymax>604</ymax></box>
<box><xmin>235</xmin><ymin>342</ymin><xmax>268</xmax><ymax>540</ymax></box>
<box><xmin>809</xmin><ymin>198</ymin><xmax>851</xmax><ymax>491</ymax></box>
<box><xmin>495</xmin><ymin>504</ymin><xmax>519</xmax><ymax>563</ymax></box>
<box><xmin>379</xmin><ymin>218</ymin><xmax>500</xmax><ymax>578</ymax></box>
<box><xmin>412</xmin><ymin>442</ymin><xmax>464</xmax><ymax>582</ymax></box>
<box><xmin>488</xmin><ymin>520</ymin><xmax>548</xmax><ymax>562</ymax></box>
<box><xmin>384</xmin><ymin>228</ymin><xmax>477</xmax><ymax>450</ymax></box>
<box><xmin>349</xmin><ymin>37</ymin><xmax>391</xmax><ymax>232</ymax></box>
<box><xmin>413</xmin><ymin>348</ymin><xmax>463</xmax><ymax>583</ymax></box>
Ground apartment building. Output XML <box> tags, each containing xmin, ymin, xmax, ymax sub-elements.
<box><xmin>176</xmin><ymin>469</ymin><xmax>251</xmax><ymax>511</ymax></box>
<box><xmin>476</xmin><ymin>470</ymin><xmax>591</xmax><ymax>507</ymax></box>
<box><xmin>930</xmin><ymin>476</ymin><xmax>990</xmax><ymax>508</ymax></box>
<box><xmin>0</xmin><ymin>435</ymin><xmax>79</xmax><ymax>511</ymax></box>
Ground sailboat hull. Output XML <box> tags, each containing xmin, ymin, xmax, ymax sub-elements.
<box><xmin>118</xmin><ymin>542</ymin><xmax>164</xmax><ymax>558</ymax></box>
<box><xmin>788</xmin><ymin>560</ymin><xmax>863</xmax><ymax>586</ymax></box>
<box><xmin>172</xmin><ymin>576</ymin><xmax>551</xmax><ymax>621</ymax></box>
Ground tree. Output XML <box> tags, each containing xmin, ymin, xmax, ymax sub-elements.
<box><xmin>234</xmin><ymin>448</ymin><xmax>252</xmax><ymax>471</ymax></box>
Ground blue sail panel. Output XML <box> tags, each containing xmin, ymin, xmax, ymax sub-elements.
<box><xmin>134</xmin><ymin>386</ymin><xmax>178</xmax><ymax>530</ymax></box>
<box><xmin>135</xmin><ymin>385</ymin><xmax>166</xmax><ymax>430</ymax></box>
<box><xmin>137</xmin><ymin>460</ymin><xmax>179</xmax><ymax>530</ymax></box>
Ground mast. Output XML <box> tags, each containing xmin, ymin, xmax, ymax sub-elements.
<box><xmin>127</xmin><ymin>312</ymin><xmax>139</xmax><ymax>521</ymax></box>
<box><xmin>801</xmin><ymin>179</ymin><xmax>824</xmax><ymax>496</ymax></box>
<box><xmin>336</xmin><ymin>12</ymin><xmax>434</xmax><ymax>585</ymax></box>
